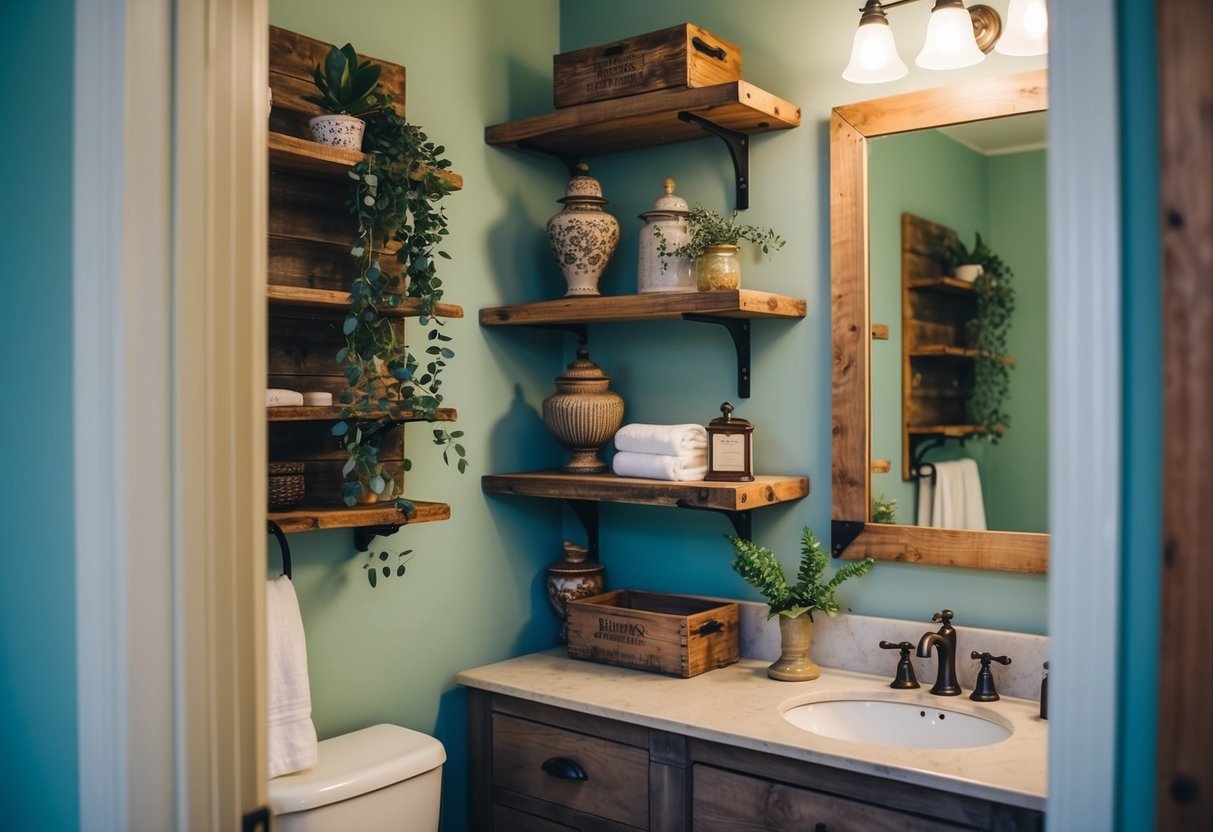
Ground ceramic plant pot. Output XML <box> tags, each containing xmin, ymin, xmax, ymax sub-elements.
<box><xmin>546</xmin><ymin>541</ymin><xmax>606</xmax><ymax>643</ymax></box>
<box><xmin>637</xmin><ymin>177</ymin><xmax>694</xmax><ymax>294</ymax></box>
<box><xmin>542</xmin><ymin>346</ymin><xmax>625</xmax><ymax>473</ymax></box>
<box><xmin>309</xmin><ymin>114</ymin><xmax>366</xmax><ymax>149</ymax></box>
<box><xmin>547</xmin><ymin>163</ymin><xmax>620</xmax><ymax>296</ymax></box>
<box><xmin>768</xmin><ymin>612</ymin><xmax>821</xmax><ymax>682</ymax></box>
<box><xmin>955</xmin><ymin>263</ymin><xmax>984</xmax><ymax>283</ymax></box>
<box><xmin>696</xmin><ymin>244</ymin><xmax>742</xmax><ymax>291</ymax></box>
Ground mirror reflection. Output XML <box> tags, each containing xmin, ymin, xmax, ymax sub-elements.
<box><xmin>868</xmin><ymin>113</ymin><xmax>1048</xmax><ymax>534</ymax></box>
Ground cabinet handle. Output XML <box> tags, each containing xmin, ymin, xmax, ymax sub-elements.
<box><xmin>691</xmin><ymin>36</ymin><xmax>727</xmax><ymax>62</ymax></box>
<box><xmin>541</xmin><ymin>756</ymin><xmax>588</xmax><ymax>782</ymax></box>
<box><xmin>814</xmin><ymin>824</ymin><xmax>827</xmax><ymax>832</ymax></box>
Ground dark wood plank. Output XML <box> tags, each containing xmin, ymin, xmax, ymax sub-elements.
<box><xmin>267</xmin><ymin>405</ymin><xmax>457</xmax><ymax>423</ymax></box>
<box><xmin>266</xmin><ymin>500</ymin><xmax>449</xmax><ymax>534</ymax></box>
<box><xmin>480</xmin><ymin>290</ymin><xmax>805</xmax><ymax>326</ymax></box>
<box><xmin>268</xmin><ymin>132</ymin><xmax>464</xmax><ymax>189</ymax></box>
<box><xmin>268</xmin><ymin>285</ymin><xmax>464</xmax><ymax>318</ymax></box>
<box><xmin>1157</xmin><ymin>0</ymin><xmax>1213</xmax><ymax>827</ymax></box>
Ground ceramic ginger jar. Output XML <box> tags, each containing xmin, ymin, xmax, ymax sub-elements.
<box><xmin>637</xmin><ymin>177</ymin><xmax>694</xmax><ymax>294</ymax></box>
<box><xmin>547</xmin><ymin>163</ymin><xmax>620</xmax><ymax>296</ymax></box>
<box><xmin>546</xmin><ymin>541</ymin><xmax>606</xmax><ymax>643</ymax></box>
<box><xmin>542</xmin><ymin>346</ymin><xmax>625</xmax><ymax>473</ymax></box>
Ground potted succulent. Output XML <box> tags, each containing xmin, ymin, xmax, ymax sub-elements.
<box><xmin>936</xmin><ymin>231</ymin><xmax>1017</xmax><ymax>438</ymax></box>
<box><xmin>728</xmin><ymin>527</ymin><xmax>874</xmax><ymax>681</ymax></box>
<box><xmin>304</xmin><ymin>43</ymin><xmax>392</xmax><ymax>148</ymax></box>
<box><xmin>656</xmin><ymin>206</ymin><xmax>784</xmax><ymax>291</ymax></box>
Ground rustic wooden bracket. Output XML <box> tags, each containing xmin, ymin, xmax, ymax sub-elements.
<box><xmin>674</xmin><ymin>500</ymin><xmax>753</xmax><ymax>540</ymax></box>
<box><xmin>682</xmin><ymin>315</ymin><xmax>752</xmax><ymax>398</ymax></box>
<box><xmin>676</xmin><ymin>111</ymin><xmax>750</xmax><ymax>210</ymax></box>
<box><xmin>353</xmin><ymin>524</ymin><xmax>401</xmax><ymax>552</ymax></box>
<box><xmin>831</xmin><ymin>520</ymin><xmax>865</xmax><ymax>557</ymax></box>
<box><xmin>565</xmin><ymin>499</ymin><xmax>600</xmax><ymax>561</ymax></box>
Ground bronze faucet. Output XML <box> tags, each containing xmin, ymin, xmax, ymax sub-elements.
<box><xmin>916</xmin><ymin>609</ymin><xmax>962</xmax><ymax>696</ymax></box>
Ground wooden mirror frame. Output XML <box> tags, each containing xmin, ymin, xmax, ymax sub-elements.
<box><xmin>830</xmin><ymin>70</ymin><xmax>1049</xmax><ymax>574</ymax></box>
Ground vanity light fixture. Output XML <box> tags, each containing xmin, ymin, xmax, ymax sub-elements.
<box><xmin>842</xmin><ymin>0</ymin><xmax>1047</xmax><ymax>84</ymax></box>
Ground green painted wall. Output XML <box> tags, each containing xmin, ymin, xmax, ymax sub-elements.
<box><xmin>267</xmin><ymin>2</ymin><xmax>564</xmax><ymax>828</ymax></box>
<box><xmin>0</xmin><ymin>3</ymin><xmax>78</xmax><ymax>830</ymax></box>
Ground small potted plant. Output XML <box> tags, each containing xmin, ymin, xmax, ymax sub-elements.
<box><xmin>939</xmin><ymin>230</ymin><xmax>994</xmax><ymax>283</ymax></box>
<box><xmin>304</xmin><ymin>43</ymin><xmax>392</xmax><ymax>148</ymax></box>
<box><xmin>728</xmin><ymin>527</ymin><xmax>874</xmax><ymax>681</ymax></box>
<box><xmin>656</xmin><ymin>206</ymin><xmax>784</xmax><ymax>291</ymax></box>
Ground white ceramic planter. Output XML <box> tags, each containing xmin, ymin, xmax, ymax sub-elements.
<box><xmin>955</xmin><ymin>263</ymin><xmax>984</xmax><ymax>283</ymax></box>
<box><xmin>308</xmin><ymin>114</ymin><xmax>366</xmax><ymax>150</ymax></box>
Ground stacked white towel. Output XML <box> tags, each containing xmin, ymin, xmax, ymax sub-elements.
<box><xmin>916</xmin><ymin>458</ymin><xmax>988</xmax><ymax>531</ymax></box>
<box><xmin>611</xmin><ymin>423</ymin><xmax>708</xmax><ymax>482</ymax></box>
<box><xmin>266</xmin><ymin>575</ymin><xmax>318</xmax><ymax>779</ymax></box>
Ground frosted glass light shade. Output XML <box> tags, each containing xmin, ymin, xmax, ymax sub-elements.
<box><xmin>916</xmin><ymin>4</ymin><xmax>986</xmax><ymax>70</ymax></box>
<box><xmin>843</xmin><ymin>20</ymin><xmax>909</xmax><ymax>83</ymax></box>
<box><xmin>996</xmin><ymin>0</ymin><xmax>1048</xmax><ymax>56</ymax></box>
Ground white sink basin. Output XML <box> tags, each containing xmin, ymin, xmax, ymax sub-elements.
<box><xmin>782</xmin><ymin>697</ymin><xmax>1012</xmax><ymax>750</ymax></box>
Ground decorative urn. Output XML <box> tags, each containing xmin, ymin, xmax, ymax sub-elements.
<box><xmin>546</xmin><ymin>163</ymin><xmax>620</xmax><ymax>296</ymax></box>
<box><xmin>546</xmin><ymin>541</ymin><xmax>606</xmax><ymax>643</ymax></box>
<box><xmin>542</xmin><ymin>346</ymin><xmax>625</xmax><ymax>473</ymax></box>
<box><xmin>637</xmin><ymin>177</ymin><xmax>694</xmax><ymax>293</ymax></box>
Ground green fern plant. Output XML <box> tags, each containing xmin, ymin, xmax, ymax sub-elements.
<box><xmin>727</xmin><ymin>527</ymin><xmax>874</xmax><ymax>620</ymax></box>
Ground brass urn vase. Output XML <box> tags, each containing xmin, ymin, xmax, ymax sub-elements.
<box><xmin>542</xmin><ymin>346</ymin><xmax>625</xmax><ymax>473</ymax></box>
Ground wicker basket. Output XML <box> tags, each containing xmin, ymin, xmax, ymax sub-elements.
<box><xmin>267</xmin><ymin>461</ymin><xmax>305</xmax><ymax>510</ymax></box>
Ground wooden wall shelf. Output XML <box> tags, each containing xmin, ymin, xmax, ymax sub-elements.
<box><xmin>480</xmin><ymin>290</ymin><xmax>805</xmax><ymax>326</ymax></box>
<box><xmin>485</xmin><ymin>81</ymin><xmax>799</xmax><ymax>157</ymax></box>
<box><xmin>268</xmin><ymin>284</ymin><xmax>465</xmax><ymax>319</ymax></box>
<box><xmin>269</xmin><ymin>131</ymin><xmax>464</xmax><ymax>190</ymax></box>
<box><xmin>267</xmin><ymin>405</ymin><xmax>458</xmax><ymax>423</ymax></box>
<box><xmin>267</xmin><ymin>500</ymin><xmax>450</xmax><ymax>535</ymax></box>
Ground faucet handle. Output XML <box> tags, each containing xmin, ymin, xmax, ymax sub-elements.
<box><xmin>932</xmin><ymin>609</ymin><xmax>955</xmax><ymax>626</ymax></box>
<box><xmin>969</xmin><ymin>651</ymin><xmax>1012</xmax><ymax>702</ymax></box>
<box><xmin>878</xmin><ymin>640</ymin><xmax>919</xmax><ymax>689</ymax></box>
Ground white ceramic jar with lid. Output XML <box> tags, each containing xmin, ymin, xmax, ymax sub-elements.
<box><xmin>637</xmin><ymin>177</ymin><xmax>694</xmax><ymax>294</ymax></box>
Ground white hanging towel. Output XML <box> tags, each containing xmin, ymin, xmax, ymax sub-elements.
<box><xmin>266</xmin><ymin>575</ymin><xmax>318</xmax><ymax>779</ymax></box>
<box><xmin>613</xmin><ymin>423</ymin><xmax>708</xmax><ymax>456</ymax></box>
<box><xmin>916</xmin><ymin>458</ymin><xmax>988</xmax><ymax>531</ymax></box>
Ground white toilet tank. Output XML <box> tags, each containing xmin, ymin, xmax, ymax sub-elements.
<box><xmin>269</xmin><ymin>723</ymin><xmax>445</xmax><ymax>831</ymax></box>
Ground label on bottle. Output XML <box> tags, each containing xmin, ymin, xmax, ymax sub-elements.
<box><xmin>712</xmin><ymin>433</ymin><xmax>746</xmax><ymax>472</ymax></box>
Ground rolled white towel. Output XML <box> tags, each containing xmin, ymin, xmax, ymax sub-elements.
<box><xmin>612</xmin><ymin>450</ymin><xmax>707</xmax><ymax>482</ymax></box>
<box><xmin>614</xmin><ymin>423</ymin><xmax>708</xmax><ymax>456</ymax></box>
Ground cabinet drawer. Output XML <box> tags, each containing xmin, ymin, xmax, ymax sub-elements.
<box><xmin>692</xmin><ymin>764</ymin><xmax>972</xmax><ymax>831</ymax></box>
<box><xmin>492</xmin><ymin>713</ymin><xmax>649</xmax><ymax>828</ymax></box>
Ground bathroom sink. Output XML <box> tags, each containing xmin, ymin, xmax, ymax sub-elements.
<box><xmin>782</xmin><ymin>697</ymin><xmax>1012</xmax><ymax>750</ymax></box>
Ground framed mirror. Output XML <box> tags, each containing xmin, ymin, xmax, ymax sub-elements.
<box><xmin>831</xmin><ymin>70</ymin><xmax>1049</xmax><ymax>573</ymax></box>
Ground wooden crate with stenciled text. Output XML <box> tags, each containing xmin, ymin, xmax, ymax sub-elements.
<box><xmin>553</xmin><ymin>23</ymin><xmax>741</xmax><ymax>108</ymax></box>
<box><xmin>565</xmin><ymin>590</ymin><xmax>739</xmax><ymax>677</ymax></box>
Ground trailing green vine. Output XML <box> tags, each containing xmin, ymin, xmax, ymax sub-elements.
<box><xmin>326</xmin><ymin>79</ymin><xmax>466</xmax><ymax>509</ymax></box>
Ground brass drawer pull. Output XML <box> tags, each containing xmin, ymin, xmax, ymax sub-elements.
<box><xmin>541</xmin><ymin>756</ymin><xmax>588</xmax><ymax>782</ymax></box>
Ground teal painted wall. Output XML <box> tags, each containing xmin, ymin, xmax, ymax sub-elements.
<box><xmin>1117</xmin><ymin>0</ymin><xmax>1161</xmax><ymax>826</ymax></box>
<box><xmin>0</xmin><ymin>3</ymin><xmax>78</xmax><ymax>830</ymax></box>
<box><xmin>267</xmin><ymin>2</ymin><xmax>565</xmax><ymax>828</ymax></box>
<box><xmin>559</xmin><ymin>0</ymin><xmax>1048</xmax><ymax>634</ymax></box>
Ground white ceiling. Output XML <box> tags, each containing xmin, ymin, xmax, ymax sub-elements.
<box><xmin>938</xmin><ymin>111</ymin><xmax>1048</xmax><ymax>155</ymax></box>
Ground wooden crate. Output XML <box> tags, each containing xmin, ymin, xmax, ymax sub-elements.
<box><xmin>566</xmin><ymin>590</ymin><xmax>739</xmax><ymax>677</ymax></box>
<box><xmin>553</xmin><ymin>23</ymin><xmax>741</xmax><ymax>109</ymax></box>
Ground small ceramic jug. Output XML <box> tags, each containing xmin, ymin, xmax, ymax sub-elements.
<box><xmin>546</xmin><ymin>541</ymin><xmax>606</xmax><ymax>643</ymax></box>
<box><xmin>547</xmin><ymin>163</ymin><xmax>620</xmax><ymax>296</ymax></box>
<box><xmin>637</xmin><ymin>177</ymin><xmax>694</xmax><ymax>293</ymax></box>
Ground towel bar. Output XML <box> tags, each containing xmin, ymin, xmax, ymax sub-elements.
<box><xmin>268</xmin><ymin>519</ymin><xmax>292</xmax><ymax>579</ymax></box>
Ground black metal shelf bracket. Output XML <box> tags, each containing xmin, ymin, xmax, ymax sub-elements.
<box><xmin>677</xmin><ymin>111</ymin><xmax>750</xmax><ymax>210</ymax></box>
<box><xmin>565</xmin><ymin>499</ymin><xmax>600</xmax><ymax>561</ymax></box>
<box><xmin>683</xmin><ymin>314</ymin><xmax>752</xmax><ymax>398</ymax></box>
<box><xmin>831</xmin><ymin>519</ymin><xmax>865</xmax><ymax>558</ymax></box>
<box><xmin>514</xmin><ymin>140</ymin><xmax>583</xmax><ymax>177</ymax></box>
<box><xmin>353</xmin><ymin>524</ymin><xmax>401</xmax><ymax>552</ymax></box>
<box><xmin>674</xmin><ymin>500</ymin><xmax>753</xmax><ymax>540</ymax></box>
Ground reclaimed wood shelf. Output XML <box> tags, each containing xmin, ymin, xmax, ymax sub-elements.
<box><xmin>485</xmin><ymin>81</ymin><xmax>799</xmax><ymax>157</ymax></box>
<box><xmin>268</xmin><ymin>284</ymin><xmax>465</xmax><ymax>319</ymax></box>
<box><xmin>480</xmin><ymin>290</ymin><xmax>805</xmax><ymax>326</ymax></box>
<box><xmin>907</xmin><ymin>424</ymin><xmax>987</xmax><ymax>437</ymax></box>
<box><xmin>267</xmin><ymin>405</ymin><xmax>458</xmax><ymax>423</ymax></box>
<box><xmin>910</xmin><ymin>344</ymin><xmax>1014</xmax><ymax>366</ymax></box>
<box><xmin>268</xmin><ymin>131</ymin><xmax>464</xmax><ymax>190</ymax></box>
<box><xmin>908</xmin><ymin>276</ymin><xmax>977</xmax><ymax>296</ymax></box>
<box><xmin>482</xmin><ymin>472</ymin><xmax>808</xmax><ymax>509</ymax></box>
<box><xmin>267</xmin><ymin>500</ymin><xmax>450</xmax><ymax>535</ymax></box>
<box><xmin>480</xmin><ymin>291</ymin><xmax>805</xmax><ymax>399</ymax></box>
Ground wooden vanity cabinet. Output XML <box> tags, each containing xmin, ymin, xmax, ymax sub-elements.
<box><xmin>467</xmin><ymin>689</ymin><xmax>1044</xmax><ymax>832</ymax></box>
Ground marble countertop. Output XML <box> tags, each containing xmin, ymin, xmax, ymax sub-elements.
<box><xmin>457</xmin><ymin>649</ymin><xmax>1047</xmax><ymax>812</ymax></box>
